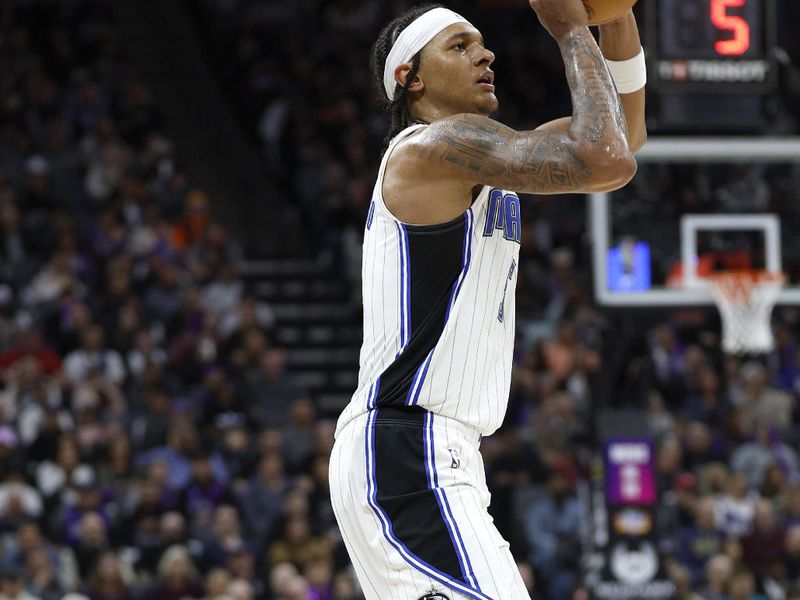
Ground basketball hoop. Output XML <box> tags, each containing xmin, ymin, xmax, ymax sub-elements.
<box><xmin>706</xmin><ymin>270</ymin><xmax>785</xmax><ymax>354</ymax></box>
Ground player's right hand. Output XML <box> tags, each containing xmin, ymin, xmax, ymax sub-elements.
<box><xmin>528</xmin><ymin>0</ymin><xmax>589</xmax><ymax>41</ymax></box>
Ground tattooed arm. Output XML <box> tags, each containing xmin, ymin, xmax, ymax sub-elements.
<box><xmin>383</xmin><ymin>0</ymin><xmax>635</xmax><ymax>223</ymax></box>
<box><xmin>538</xmin><ymin>10</ymin><xmax>647</xmax><ymax>152</ymax></box>
<box><xmin>409</xmin><ymin>26</ymin><xmax>635</xmax><ymax>195</ymax></box>
<box><xmin>600</xmin><ymin>10</ymin><xmax>647</xmax><ymax>151</ymax></box>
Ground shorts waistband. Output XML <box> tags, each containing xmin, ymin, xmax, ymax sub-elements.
<box><xmin>373</xmin><ymin>406</ymin><xmax>482</xmax><ymax>445</ymax></box>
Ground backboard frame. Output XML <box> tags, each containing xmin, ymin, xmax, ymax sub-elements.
<box><xmin>590</xmin><ymin>137</ymin><xmax>800</xmax><ymax>307</ymax></box>
<box><xmin>681</xmin><ymin>213</ymin><xmax>781</xmax><ymax>290</ymax></box>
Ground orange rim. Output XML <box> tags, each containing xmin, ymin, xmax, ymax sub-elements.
<box><xmin>705</xmin><ymin>269</ymin><xmax>785</xmax><ymax>302</ymax></box>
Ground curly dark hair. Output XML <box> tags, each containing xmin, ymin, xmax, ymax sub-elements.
<box><xmin>369</xmin><ymin>4</ymin><xmax>444</xmax><ymax>153</ymax></box>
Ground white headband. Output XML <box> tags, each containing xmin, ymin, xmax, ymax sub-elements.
<box><xmin>383</xmin><ymin>7</ymin><xmax>470</xmax><ymax>100</ymax></box>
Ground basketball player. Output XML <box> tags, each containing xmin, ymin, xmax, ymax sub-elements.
<box><xmin>329</xmin><ymin>1</ymin><xmax>646</xmax><ymax>598</ymax></box>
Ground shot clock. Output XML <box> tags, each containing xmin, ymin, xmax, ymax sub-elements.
<box><xmin>647</xmin><ymin>0</ymin><xmax>777</xmax><ymax>93</ymax></box>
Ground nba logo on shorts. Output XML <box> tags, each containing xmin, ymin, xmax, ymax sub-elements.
<box><xmin>418</xmin><ymin>591</ymin><xmax>451</xmax><ymax>600</ymax></box>
<box><xmin>448</xmin><ymin>448</ymin><xmax>461</xmax><ymax>469</ymax></box>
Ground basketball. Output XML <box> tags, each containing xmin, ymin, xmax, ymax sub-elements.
<box><xmin>581</xmin><ymin>0</ymin><xmax>638</xmax><ymax>25</ymax></box>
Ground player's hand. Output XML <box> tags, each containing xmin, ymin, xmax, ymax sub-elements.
<box><xmin>529</xmin><ymin>0</ymin><xmax>589</xmax><ymax>41</ymax></box>
<box><xmin>600</xmin><ymin>7</ymin><xmax>635</xmax><ymax>27</ymax></box>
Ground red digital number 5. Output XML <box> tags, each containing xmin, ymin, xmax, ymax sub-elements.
<box><xmin>710</xmin><ymin>0</ymin><xmax>751</xmax><ymax>56</ymax></box>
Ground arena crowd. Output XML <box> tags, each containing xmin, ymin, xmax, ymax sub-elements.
<box><xmin>2</xmin><ymin>0</ymin><xmax>800</xmax><ymax>599</ymax></box>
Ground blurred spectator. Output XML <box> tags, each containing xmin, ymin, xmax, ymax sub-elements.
<box><xmin>12</xmin><ymin>366</ymin><xmax>68</xmax><ymax>449</ymax></box>
<box><xmin>136</xmin><ymin>421</ymin><xmax>198</xmax><ymax>490</ymax></box>
<box><xmin>524</xmin><ymin>470</ymin><xmax>582</xmax><ymax>600</ymax></box>
<box><xmin>731</xmin><ymin>424</ymin><xmax>800</xmax><ymax>489</ymax></box>
<box><xmin>125</xmin><ymin>330</ymin><xmax>167</xmax><ymax>386</ymax></box>
<box><xmin>268</xmin><ymin>515</ymin><xmax>330</xmax><ymax>572</ymax></box>
<box><xmin>177</xmin><ymin>453</ymin><xmax>232</xmax><ymax>530</ymax></box>
<box><xmin>649</xmin><ymin>325</ymin><xmax>686</xmax><ymax>403</ymax></box>
<box><xmin>21</xmin><ymin>250</ymin><xmax>80</xmax><ymax>311</ymax></box>
<box><xmin>701</xmin><ymin>554</ymin><xmax>733</xmax><ymax>600</ymax></box>
<box><xmin>224</xmin><ymin>543</ymin><xmax>264</xmax><ymax>599</ymax></box>
<box><xmin>269</xmin><ymin>563</ymin><xmax>299</xmax><ymax>600</ymax></box>
<box><xmin>150</xmin><ymin>545</ymin><xmax>204</xmax><ymax>600</ymax></box>
<box><xmin>5</xmin><ymin>521</ymin><xmax>78</xmax><ymax>593</ymax></box>
<box><xmin>783</xmin><ymin>486</ymin><xmax>800</xmax><ymax>527</ymax></box>
<box><xmin>71</xmin><ymin>512</ymin><xmax>110</xmax><ymax>580</ymax></box>
<box><xmin>676</xmin><ymin>497</ymin><xmax>725</xmax><ymax>585</ymax></box>
<box><xmin>714</xmin><ymin>473</ymin><xmax>757</xmax><ymax>538</ymax></box>
<box><xmin>83</xmin><ymin>552</ymin><xmax>131</xmax><ymax>600</ymax></box>
<box><xmin>225</xmin><ymin>578</ymin><xmax>254</xmax><ymax>600</ymax></box>
<box><xmin>723</xmin><ymin>567</ymin><xmax>767</xmax><ymax>600</ymax></box>
<box><xmin>0</xmin><ymin>426</ymin><xmax>22</xmax><ymax>478</ymax></box>
<box><xmin>281</xmin><ymin>399</ymin><xmax>316</xmax><ymax>474</ymax></box>
<box><xmin>786</xmin><ymin>524</ymin><xmax>800</xmax><ymax>580</ymax></box>
<box><xmin>203</xmin><ymin>262</ymin><xmax>243</xmax><ymax>320</ymax></box>
<box><xmin>740</xmin><ymin>500</ymin><xmax>786</xmax><ymax>579</ymax></box>
<box><xmin>647</xmin><ymin>390</ymin><xmax>676</xmax><ymax>439</ymax></box>
<box><xmin>655</xmin><ymin>436</ymin><xmax>684</xmax><ymax>492</ymax></box>
<box><xmin>201</xmin><ymin>567</ymin><xmax>231</xmax><ymax>599</ymax></box>
<box><xmin>129</xmin><ymin>388</ymin><xmax>171</xmax><ymax>451</ymax></box>
<box><xmin>24</xmin><ymin>546</ymin><xmax>63</xmax><ymax>600</ymax></box>
<box><xmin>0</xmin><ymin>468</ymin><xmax>43</xmax><ymax>524</ymax></box>
<box><xmin>722</xmin><ymin>538</ymin><xmax>745</xmax><ymax>570</ymax></box>
<box><xmin>716</xmin><ymin>167</ymin><xmax>770</xmax><ymax>213</ymax></box>
<box><xmin>684</xmin><ymin>366</ymin><xmax>728</xmax><ymax>428</ymax></box>
<box><xmin>769</xmin><ymin>324</ymin><xmax>797</xmax><ymax>391</ymax></box>
<box><xmin>331</xmin><ymin>571</ymin><xmax>359</xmax><ymax>600</ymax></box>
<box><xmin>200</xmin><ymin>504</ymin><xmax>245</xmax><ymax>568</ymax></box>
<box><xmin>122</xmin><ymin>478</ymin><xmax>177</xmax><ymax>570</ymax></box>
<box><xmin>63</xmin><ymin>325</ymin><xmax>125</xmax><ymax>387</ymax></box>
<box><xmin>244</xmin><ymin>349</ymin><xmax>302</xmax><ymax>429</ymax></box>
<box><xmin>215</xmin><ymin>415</ymin><xmax>255</xmax><ymax>484</ymax></box>
<box><xmin>669</xmin><ymin>562</ymin><xmax>705</xmax><ymax>600</ymax></box>
<box><xmin>217</xmin><ymin>293</ymin><xmax>274</xmax><ymax>341</ymax></box>
<box><xmin>143</xmin><ymin>261</ymin><xmax>186</xmax><ymax>326</ymax></box>
<box><xmin>306</xmin><ymin>454</ymin><xmax>335</xmax><ymax>536</ymax></box>
<box><xmin>238</xmin><ymin>451</ymin><xmax>288</xmax><ymax>548</ymax></box>
<box><xmin>0</xmin><ymin>329</ymin><xmax>61</xmax><ymax>376</ymax></box>
<box><xmin>683</xmin><ymin>421</ymin><xmax>726</xmax><ymax>472</ymax></box>
<box><xmin>61</xmin><ymin>467</ymin><xmax>112</xmax><ymax>545</ymax></box>
<box><xmin>304</xmin><ymin>558</ymin><xmax>333</xmax><ymax>600</ymax></box>
<box><xmin>0</xmin><ymin>565</ymin><xmax>39</xmax><ymax>600</ymax></box>
<box><xmin>736</xmin><ymin>362</ymin><xmax>792</xmax><ymax>435</ymax></box>
<box><xmin>171</xmin><ymin>191</ymin><xmax>212</xmax><ymax>251</ymax></box>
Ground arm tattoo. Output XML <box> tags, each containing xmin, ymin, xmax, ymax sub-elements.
<box><xmin>560</xmin><ymin>27</ymin><xmax>629</xmax><ymax>145</ymax></box>
<box><xmin>419</xmin><ymin>28</ymin><xmax>629</xmax><ymax>194</ymax></box>
<box><xmin>422</xmin><ymin>114</ymin><xmax>591</xmax><ymax>192</ymax></box>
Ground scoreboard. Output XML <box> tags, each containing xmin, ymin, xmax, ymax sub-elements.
<box><xmin>648</xmin><ymin>0</ymin><xmax>777</xmax><ymax>93</ymax></box>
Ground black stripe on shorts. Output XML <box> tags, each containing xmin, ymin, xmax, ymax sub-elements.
<box><xmin>372</xmin><ymin>406</ymin><xmax>466</xmax><ymax>584</ymax></box>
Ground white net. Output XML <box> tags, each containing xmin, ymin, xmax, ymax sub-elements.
<box><xmin>707</xmin><ymin>271</ymin><xmax>785</xmax><ymax>354</ymax></box>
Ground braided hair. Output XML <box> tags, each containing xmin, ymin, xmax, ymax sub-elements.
<box><xmin>369</xmin><ymin>4</ymin><xmax>444</xmax><ymax>154</ymax></box>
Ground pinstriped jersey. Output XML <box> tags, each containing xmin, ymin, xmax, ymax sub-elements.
<box><xmin>335</xmin><ymin>123</ymin><xmax>521</xmax><ymax>437</ymax></box>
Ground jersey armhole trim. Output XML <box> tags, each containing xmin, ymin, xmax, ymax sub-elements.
<box><xmin>375</xmin><ymin>124</ymin><xmax>427</xmax><ymax>225</ymax></box>
<box><xmin>374</xmin><ymin>124</ymin><xmax>493</xmax><ymax>231</ymax></box>
<box><xmin>373</xmin><ymin>123</ymin><xmax>488</xmax><ymax>233</ymax></box>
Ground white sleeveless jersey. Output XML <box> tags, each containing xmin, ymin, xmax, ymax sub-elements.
<box><xmin>335</xmin><ymin>124</ymin><xmax>521</xmax><ymax>437</ymax></box>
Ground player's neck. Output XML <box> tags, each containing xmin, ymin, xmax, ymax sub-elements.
<box><xmin>408</xmin><ymin>99</ymin><xmax>462</xmax><ymax>125</ymax></box>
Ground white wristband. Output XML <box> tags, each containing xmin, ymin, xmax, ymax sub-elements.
<box><xmin>605</xmin><ymin>47</ymin><xmax>647</xmax><ymax>94</ymax></box>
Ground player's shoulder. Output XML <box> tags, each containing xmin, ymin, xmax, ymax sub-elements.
<box><xmin>406</xmin><ymin>113</ymin><xmax>514</xmax><ymax>151</ymax></box>
<box><xmin>390</xmin><ymin>113</ymin><xmax>514</xmax><ymax>178</ymax></box>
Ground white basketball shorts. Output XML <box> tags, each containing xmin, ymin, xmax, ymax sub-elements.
<box><xmin>329</xmin><ymin>405</ymin><xmax>531</xmax><ymax>600</ymax></box>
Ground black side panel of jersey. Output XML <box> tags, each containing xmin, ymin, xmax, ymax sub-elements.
<box><xmin>374</xmin><ymin>215</ymin><xmax>465</xmax><ymax>407</ymax></box>
<box><xmin>373</xmin><ymin>407</ymin><xmax>465</xmax><ymax>583</ymax></box>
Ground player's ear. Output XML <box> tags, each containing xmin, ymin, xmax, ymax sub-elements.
<box><xmin>395</xmin><ymin>63</ymin><xmax>424</xmax><ymax>94</ymax></box>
